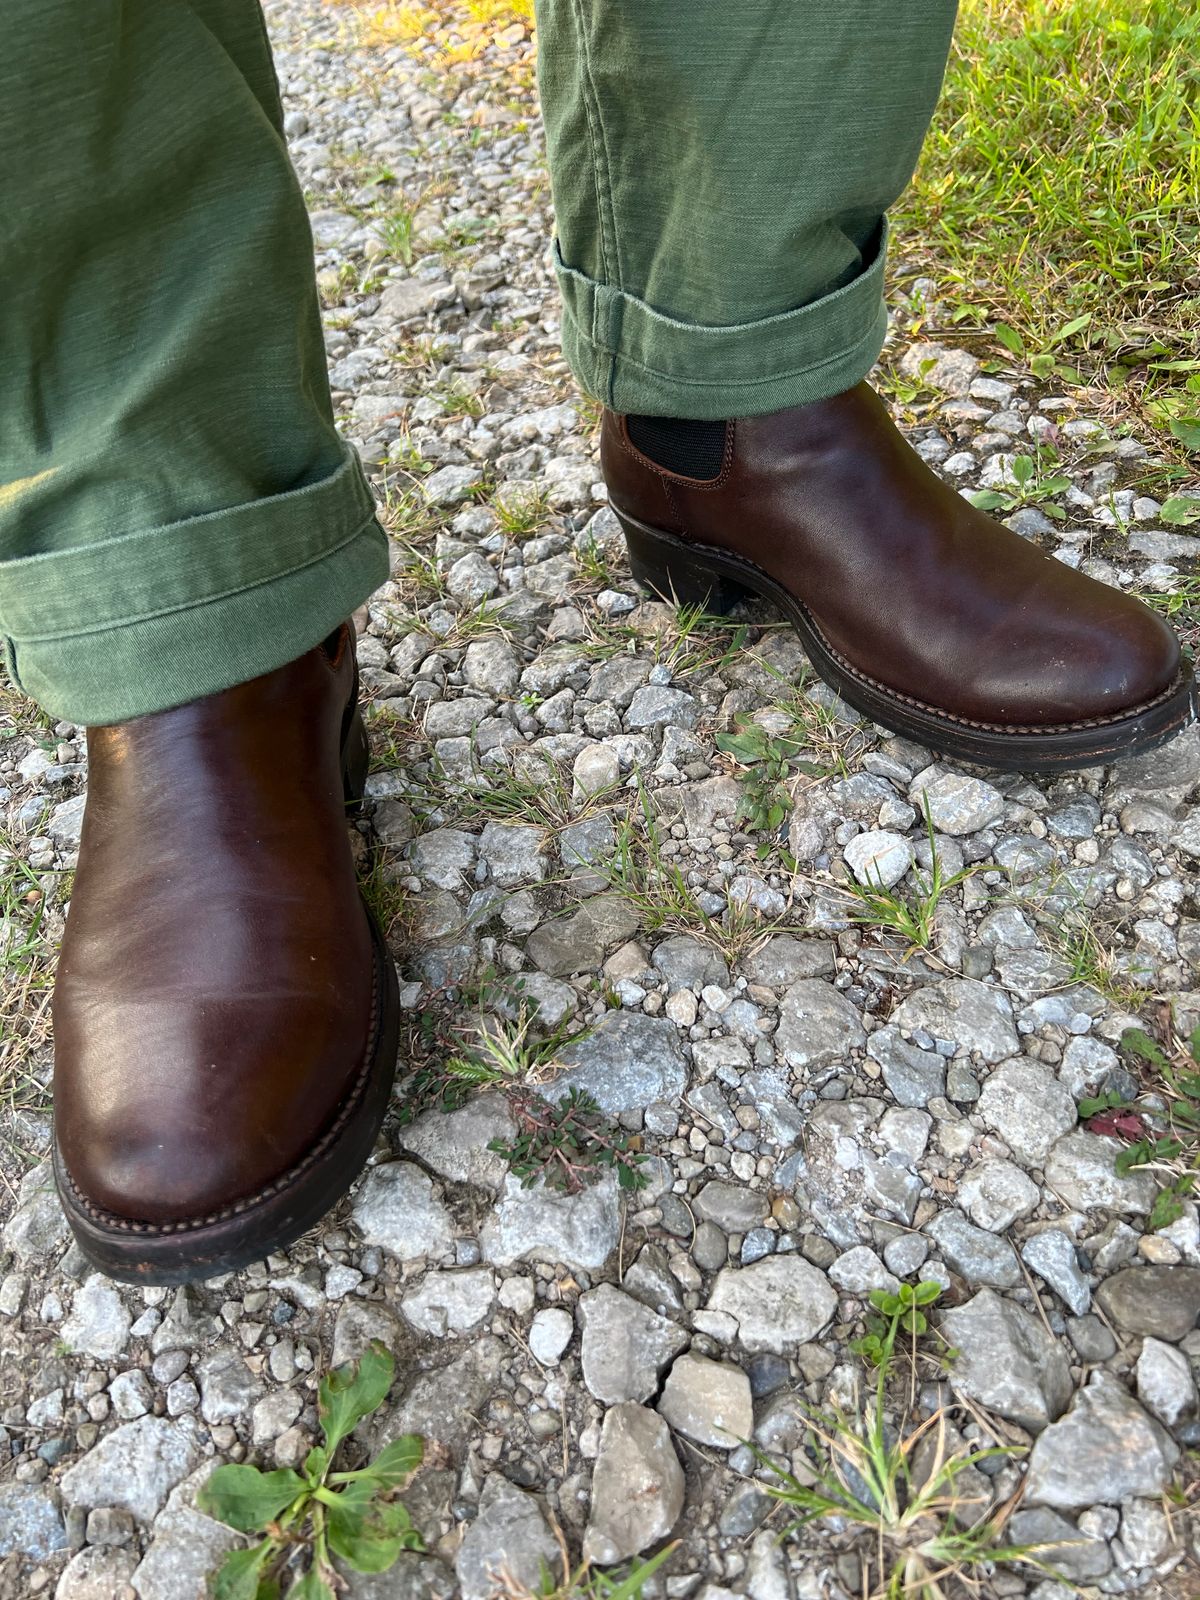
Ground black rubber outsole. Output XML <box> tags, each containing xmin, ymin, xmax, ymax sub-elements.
<box><xmin>53</xmin><ymin>704</ymin><xmax>400</xmax><ymax>1286</ymax></box>
<box><xmin>617</xmin><ymin>508</ymin><xmax>1198</xmax><ymax>773</ymax></box>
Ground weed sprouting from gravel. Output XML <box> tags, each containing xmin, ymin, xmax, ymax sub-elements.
<box><xmin>1079</xmin><ymin>1017</ymin><xmax>1200</xmax><ymax>1231</ymax></box>
<box><xmin>489</xmin><ymin>1086</ymin><xmax>647</xmax><ymax>1194</ymax></box>
<box><xmin>200</xmin><ymin>1342</ymin><xmax>423</xmax><ymax>1599</ymax></box>
<box><xmin>760</xmin><ymin>1281</ymin><xmax>1044</xmax><ymax>1600</ymax></box>
<box><xmin>837</xmin><ymin>798</ymin><xmax>986</xmax><ymax>953</ymax></box>
<box><xmin>0</xmin><ymin>822</ymin><xmax>64</xmax><ymax>1179</ymax></box>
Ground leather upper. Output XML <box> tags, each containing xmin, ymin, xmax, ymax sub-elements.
<box><xmin>602</xmin><ymin>384</ymin><xmax>1181</xmax><ymax>728</ymax></box>
<box><xmin>52</xmin><ymin>628</ymin><xmax>375</xmax><ymax>1226</ymax></box>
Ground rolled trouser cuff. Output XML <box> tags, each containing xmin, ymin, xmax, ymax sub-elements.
<box><xmin>1</xmin><ymin>445</ymin><xmax>389</xmax><ymax>725</ymax></box>
<box><xmin>554</xmin><ymin>221</ymin><xmax>891</xmax><ymax>421</ymax></box>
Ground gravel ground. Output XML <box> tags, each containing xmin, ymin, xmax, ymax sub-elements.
<box><xmin>2</xmin><ymin>4</ymin><xmax>1200</xmax><ymax>1597</ymax></box>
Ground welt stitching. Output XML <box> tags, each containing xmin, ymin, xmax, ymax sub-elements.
<box><xmin>634</xmin><ymin>527</ymin><xmax>1185</xmax><ymax>736</ymax></box>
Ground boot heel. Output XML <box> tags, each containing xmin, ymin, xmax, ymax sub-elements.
<box><xmin>618</xmin><ymin>513</ymin><xmax>752</xmax><ymax>616</ymax></box>
<box><xmin>340</xmin><ymin>707</ymin><xmax>371</xmax><ymax>809</ymax></box>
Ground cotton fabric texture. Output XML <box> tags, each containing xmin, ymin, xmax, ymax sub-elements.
<box><xmin>0</xmin><ymin>0</ymin><xmax>956</xmax><ymax>722</ymax></box>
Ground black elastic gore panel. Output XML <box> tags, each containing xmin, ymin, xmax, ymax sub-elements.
<box><xmin>627</xmin><ymin>414</ymin><xmax>726</xmax><ymax>479</ymax></box>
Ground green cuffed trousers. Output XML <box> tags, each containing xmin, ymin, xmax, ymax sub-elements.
<box><xmin>0</xmin><ymin>1</ymin><xmax>956</xmax><ymax>725</ymax></box>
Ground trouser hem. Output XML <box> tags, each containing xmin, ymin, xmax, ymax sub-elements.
<box><xmin>1</xmin><ymin>445</ymin><xmax>389</xmax><ymax>724</ymax></box>
<box><xmin>554</xmin><ymin>220</ymin><xmax>891</xmax><ymax>420</ymax></box>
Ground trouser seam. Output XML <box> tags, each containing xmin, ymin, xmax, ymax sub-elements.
<box><xmin>577</xmin><ymin>303</ymin><xmax>887</xmax><ymax>388</ymax></box>
<box><xmin>568</xmin><ymin>0</ymin><xmax>622</xmax><ymax>405</ymax></box>
<box><xmin>7</xmin><ymin>511</ymin><xmax>381</xmax><ymax>646</ymax></box>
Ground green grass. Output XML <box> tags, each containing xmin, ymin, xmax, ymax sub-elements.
<box><xmin>1138</xmin><ymin>573</ymin><xmax>1200</xmax><ymax>658</ymax></box>
<box><xmin>0</xmin><ymin>839</ymin><xmax>62</xmax><ymax>1177</ymax></box>
<box><xmin>837</xmin><ymin>798</ymin><xmax>986</xmax><ymax>953</ymax></box>
<box><xmin>491</xmin><ymin>484</ymin><xmax>551</xmax><ymax>538</ymax></box>
<box><xmin>759</xmin><ymin>1282</ymin><xmax>1046</xmax><ymax>1600</ymax></box>
<box><xmin>1057</xmin><ymin>914</ymin><xmax>1151</xmax><ymax>1010</ymax></box>
<box><xmin>899</xmin><ymin>0</ymin><xmax>1200</xmax><ymax>447</ymax></box>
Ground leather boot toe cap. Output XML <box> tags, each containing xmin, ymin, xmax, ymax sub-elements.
<box><xmin>53</xmin><ymin>991</ymin><xmax>370</xmax><ymax>1228</ymax></box>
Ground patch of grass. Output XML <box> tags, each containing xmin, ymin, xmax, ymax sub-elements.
<box><xmin>388</xmin><ymin>532</ymin><xmax>446</xmax><ymax>597</ymax></box>
<box><xmin>377</xmin><ymin>208</ymin><xmax>419</xmax><ymax>266</ymax></box>
<box><xmin>443</xmin><ymin>1005</ymin><xmax>577</xmax><ymax>1090</ymax></box>
<box><xmin>574</xmin><ymin>535</ymin><xmax>620</xmax><ymax>591</ymax></box>
<box><xmin>491</xmin><ymin>1538</ymin><xmax>679</xmax><ymax>1600</ymax></box>
<box><xmin>597</xmin><ymin>787</ymin><xmax>727</xmax><ymax>949</ymax></box>
<box><xmin>593</xmin><ymin>786</ymin><xmax>801</xmax><ymax>964</ymax></box>
<box><xmin>655</xmin><ymin>604</ymin><xmax>753</xmax><ymax>683</ymax></box>
<box><xmin>437</xmin><ymin>381</ymin><xmax>485</xmax><ymax>420</ymax></box>
<box><xmin>837</xmin><ymin>798</ymin><xmax>984</xmax><ymax>953</ymax></box>
<box><xmin>0</xmin><ymin>833</ymin><xmax>64</xmax><ymax>1177</ymax></box>
<box><xmin>760</xmin><ymin>1284</ymin><xmax>1043</xmax><ymax>1600</ymax></box>
<box><xmin>459</xmin><ymin>756</ymin><xmax>616</xmax><ymax>828</ymax></box>
<box><xmin>1057</xmin><ymin>914</ymin><xmax>1151</xmax><ymax>1009</ymax></box>
<box><xmin>359</xmin><ymin>854</ymin><xmax>410</xmax><ymax>944</ymax></box>
<box><xmin>899</xmin><ymin>0</ymin><xmax>1200</xmax><ymax>449</ymax></box>
<box><xmin>200</xmin><ymin>1343</ymin><xmax>423</xmax><ymax>1600</ymax></box>
<box><xmin>428</xmin><ymin>599</ymin><xmax>514</xmax><ymax>650</ymax></box>
<box><xmin>375</xmin><ymin>472</ymin><xmax>438</xmax><ymax>544</ymax></box>
<box><xmin>492</xmin><ymin>484</ymin><xmax>551</xmax><ymax>539</ymax></box>
<box><xmin>365</xmin><ymin>704</ymin><xmax>420</xmax><ymax>772</ymax></box>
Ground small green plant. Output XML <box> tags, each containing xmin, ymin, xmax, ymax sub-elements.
<box><xmin>597</xmin><ymin>785</ymin><xmax>730</xmax><ymax>949</ymax></box>
<box><xmin>657</xmin><ymin>603</ymin><xmax>751</xmax><ymax>681</ymax></box>
<box><xmin>199</xmin><ymin>1343</ymin><xmax>422</xmax><ymax>1600</ymax></box>
<box><xmin>969</xmin><ymin>444</ymin><xmax>1074</xmax><ymax>521</ymax></box>
<box><xmin>876</xmin><ymin>356</ymin><xmax>937</xmax><ymax>408</ymax></box>
<box><xmin>489</xmin><ymin>1086</ymin><xmax>647</xmax><ymax>1194</ymax></box>
<box><xmin>1078</xmin><ymin>1022</ymin><xmax>1200</xmax><ymax>1231</ymax></box>
<box><xmin>1</xmin><ymin>825</ymin><xmax>66</xmax><ymax>1169</ymax></box>
<box><xmin>1138</xmin><ymin>574</ymin><xmax>1200</xmax><ymax>619</ymax></box>
<box><xmin>716</xmin><ymin>715</ymin><xmax>830</xmax><ymax>850</ymax></box>
<box><xmin>358</xmin><ymin>855</ymin><xmax>411</xmax><ymax>945</ymax></box>
<box><xmin>445</xmin><ymin>1007</ymin><xmax>585</xmax><ymax>1090</ymax></box>
<box><xmin>516</xmin><ymin>1540</ymin><xmax>679</xmax><ymax>1600</ymax></box>
<box><xmin>992</xmin><ymin>314</ymin><xmax>1092</xmax><ymax>384</ymax></box>
<box><xmin>1159</xmin><ymin>494</ymin><xmax>1200</xmax><ymax>527</ymax></box>
<box><xmin>839</xmin><ymin>797</ymin><xmax>984</xmax><ymax>952</ymax></box>
<box><xmin>1168</xmin><ymin>416</ymin><xmax>1200</xmax><ymax>452</ymax></box>
<box><xmin>575</xmin><ymin>534</ymin><xmax>616</xmax><ymax>589</ymax></box>
<box><xmin>456</xmin><ymin>756</ymin><xmax>616</xmax><ymax>828</ymax></box>
<box><xmin>850</xmin><ymin>1281</ymin><xmax>943</xmax><ymax>1368</ymax></box>
<box><xmin>436</xmin><ymin>381</ymin><xmax>485</xmax><ymax>420</ymax></box>
<box><xmin>759</xmin><ymin>1277</ymin><xmax>1038</xmax><ymax>1600</ymax></box>
<box><xmin>492</xmin><ymin>484</ymin><xmax>550</xmax><ymax>538</ymax></box>
<box><xmin>1056</xmin><ymin>915</ymin><xmax>1149</xmax><ymax>1009</ymax></box>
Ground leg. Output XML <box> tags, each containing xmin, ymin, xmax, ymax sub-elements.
<box><xmin>535</xmin><ymin>2</ymin><xmax>1194</xmax><ymax>768</ymax></box>
<box><xmin>535</xmin><ymin>0</ymin><xmax>957</xmax><ymax>418</ymax></box>
<box><xmin>5</xmin><ymin>2</ymin><xmax>399</xmax><ymax>1279</ymax></box>
<box><xmin>0</xmin><ymin>0</ymin><xmax>387</xmax><ymax>724</ymax></box>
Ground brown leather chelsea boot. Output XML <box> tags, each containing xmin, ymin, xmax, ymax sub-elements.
<box><xmin>603</xmin><ymin>385</ymin><xmax>1195</xmax><ymax>770</ymax></box>
<box><xmin>51</xmin><ymin>624</ymin><xmax>399</xmax><ymax>1283</ymax></box>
